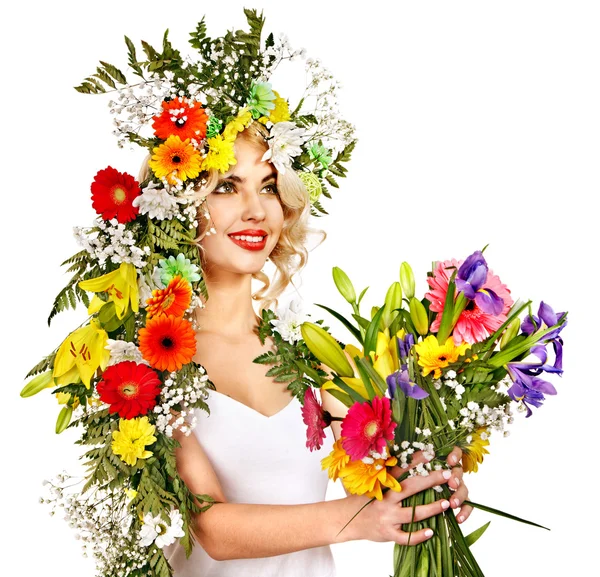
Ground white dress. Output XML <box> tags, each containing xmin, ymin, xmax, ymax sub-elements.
<box><xmin>164</xmin><ymin>387</ymin><xmax>338</xmax><ymax>577</ymax></box>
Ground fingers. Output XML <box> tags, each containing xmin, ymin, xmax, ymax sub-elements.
<box><xmin>446</xmin><ymin>446</ymin><xmax>462</xmax><ymax>467</ymax></box>
<box><xmin>392</xmin><ymin>499</ymin><xmax>450</xmax><ymax>545</ymax></box>
<box><xmin>394</xmin><ymin>526</ymin><xmax>435</xmax><ymax>546</ymax></box>
<box><xmin>393</xmin><ymin>468</ymin><xmax>452</xmax><ymax>500</ymax></box>
<box><xmin>456</xmin><ymin>501</ymin><xmax>474</xmax><ymax>524</ymax></box>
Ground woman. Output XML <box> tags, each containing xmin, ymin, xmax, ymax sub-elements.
<box><xmin>164</xmin><ymin>120</ymin><xmax>473</xmax><ymax>576</ymax></box>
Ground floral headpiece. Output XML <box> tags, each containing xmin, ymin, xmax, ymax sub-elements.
<box><xmin>21</xmin><ymin>10</ymin><xmax>355</xmax><ymax>576</ymax></box>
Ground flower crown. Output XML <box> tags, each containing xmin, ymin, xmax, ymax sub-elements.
<box><xmin>21</xmin><ymin>11</ymin><xmax>355</xmax><ymax>574</ymax></box>
<box><xmin>77</xmin><ymin>8</ymin><xmax>356</xmax><ymax>216</ymax></box>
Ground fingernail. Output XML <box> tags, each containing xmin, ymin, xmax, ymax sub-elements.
<box><xmin>442</xmin><ymin>470</ymin><xmax>452</xmax><ymax>480</ymax></box>
<box><xmin>452</xmin><ymin>499</ymin><xmax>460</xmax><ymax>508</ymax></box>
<box><xmin>454</xmin><ymin>477</ymin><xmax>461</xmax><ymax>487</ymax></box>
<box><xmin>441</xmin><ymin>500</ymin><xmax>450</xmax><ymax>510</ymax></box>
<box><xmin>424</xmin><ymin>529</ymin><xmax>434</xmax><ymax>537</ymax></box>
<box><xmin>449</xmin><ymin>454</ymin><xmax>457</xmax><ymax>464</ymax></box>
<box><xmin>458</xmin><ymin>515</ymin><xmax>465</xmax><ymax>523</ymax></box>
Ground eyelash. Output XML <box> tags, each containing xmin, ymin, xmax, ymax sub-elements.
<box><xmin>214</xmin><ymin>182</ymin><xmax>279</xmax><ymax>195</ymax></box>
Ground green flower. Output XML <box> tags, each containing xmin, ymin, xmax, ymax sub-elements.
<box><xmin>157</xmin><ymin>254</ymin><xmax>201</xmax><ymax>286</ymax></box>
<box><xmin>247</xmin><ymin>82</ymin><xmax>276</xmax><ymax>119</ymax></box>
<box><xmin>308</xmin><ymin>142</ymin><xmax>333</xmax><ymax>172</ymax></box>
<box><xmin>298</xmin><ymin>171</ymin><xmax>322</xmax><ymax>204</ymax></box>
<box><xmin>206</xmin><ymin>117</ymin><xmax>224</xmax><ymax>139</ymax></box>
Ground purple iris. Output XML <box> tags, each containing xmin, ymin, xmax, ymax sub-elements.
<box><xmin>387</xmin><ymin>367</ymin><xmax>429</xmax><ymax>400</ymax></box>
<box><xmin>522</xmin><ymin>301</ymin><xmax>567</xmax><ymax>341</ymax></box>
<box><xmin>456</xmin><ymin>250</ymin><xmax>504</xmax><ymax>315</ymax></box>
<box><xmin>396</xmin><ymin>333</ymin><xmax>415</xmax><ymax>361</ymax></box>
<box><xmin>506</xmin><ymin>364</ymin><xmax>557</xmax><ymax>417</ymax></box>
<box><xmin>510</xmin><ymin>344</ymin><xmax>563</xmax><ymax>376</ymax></box>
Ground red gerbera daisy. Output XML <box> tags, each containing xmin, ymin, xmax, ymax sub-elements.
<box><xmin>341</xmin><ymin>395</ymin><xmax>396</xmax><ymax>460</ymax></box>
<box><xmin>96</xmin><ymin>361</ymin><xmax>161</xmax><ymax>419</ymax></box>
<box><xmin>145</xmin><ymin>276</ymin><xmax>192</xmax><ymax>319</ymax></box>
<box><xmin>138</xmin><ymin>315</ymin><xmax>197</xmax><ymax>372</ymax></box>
<box><xmin>91</xmin><ymin>166</ymin><xmax>141</xmax><ymax>223</ymax></box>
<box><xmin>301</xmin><ymin>388</ymin><xmax>331</xmax><ymax>451</ymax></box>
<box><xmin>152</xmin><ymin>97</ymin><xmax>209</xmax><ymax>142</ymax></box>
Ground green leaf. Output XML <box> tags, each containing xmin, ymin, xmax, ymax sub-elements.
<box><xmin>465</xmin><ymin>521</ymin><xmax>491</xmax><ymax>547</ymax></box>
<box><xmin>314</xmin><ymin>303</ymin><xmax>363</xmax><ymax>345</ymax></box>
<box><xmin>331</xmin><ymin>375</ymin><xmax>368</xmax><ymax>403</ymax></box>
<box><xmin>363</xmin><ymin>305</ymin><xmax>387</xmax><ymax>360</ymax></box>
<box><xmin>189</xmin><ymin>17</ymin><xmax>208</xmax><ymax>50</ymax></box>
<box><xmin>464</xmin><ymin>500</ymin><xmax>550</xmax><ymax>530</ymax></box>
<box><xmin>124</xmin><ymin>35</ymin><xmax>144</xmax><ymax>77</ymax></box>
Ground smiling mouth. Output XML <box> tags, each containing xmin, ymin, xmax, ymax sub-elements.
<box><xmin>228</xmin><ymin>234</ymin><xmax>268</xmax><ymax>251</ymax></box>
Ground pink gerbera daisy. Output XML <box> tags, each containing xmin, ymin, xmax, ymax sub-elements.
<box><xmin>341</xmin><ymin>395</ymin><xmax>397</xmax><ymax>460</ymax></box>
<box><xmin>426</xmin><ymin>258</ymin><xmax>514</xmax><ymax>345</ymax></box>
<box><xmin>302</xmin><ymin>388</ymin><xmax>330</xmax><ymax>451</ymax></box>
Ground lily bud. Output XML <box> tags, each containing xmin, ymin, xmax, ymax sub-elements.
<box><xmin>332</xmin><ymin>266</ymin><xmax>356</xmax><ymax>304</ymax></box>
<box><xmin>300</xmin><ymin>322</ymin><xmax>355</xmax><ymax>377</ymax></box>
<box><xmin>500</xmin><ymin>318</ymin><xmax>521</xmax><ymax>349</ymax></box>
<box><xmin>409</xmin><ymin>298</ymin><xmax>429</xmax><ymax>336</ymax></box>
<box><xmin>55</xmin><ymin>405</ymin><xmax>73</xmax><ymax>434</ymax></box>
<box><xmin>400</xmin><ymin>262</ymin><xmax>415</xmax><ymax>300</ymax></box>
<box><xmin>383</xmin><ymin>282</ymin><xmax>402</xmax><ymax>328</ymax></box>
<box><xmin>20</xmin><ymin>370</ymin><xmax>54</xmax><ymax>398</ymax></box>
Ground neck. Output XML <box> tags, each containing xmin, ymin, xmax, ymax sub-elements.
<box><xmin>195</xmin><ymin>266</ymin><xmax>261</xmax><ymax>340</ymax></box>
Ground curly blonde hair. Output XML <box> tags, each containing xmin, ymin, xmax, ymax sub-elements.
<box><xmin>192</xmin><ymin>121</ymin><xmax>326</xmax><ymax>315</ymax></box>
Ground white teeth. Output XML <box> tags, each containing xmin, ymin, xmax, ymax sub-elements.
<box><xmin>231</xmin><ymin>235</ymin><xmax>265</xmax><ymax>242</ymax></box>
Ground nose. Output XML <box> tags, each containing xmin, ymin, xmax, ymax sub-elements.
<box><xmin>241</xmin><ymin>189</ymin><xmax>267</xmax><ymax>222</ymax></box>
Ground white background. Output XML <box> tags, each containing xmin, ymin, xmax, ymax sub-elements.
<box><xmin>2</xmin><ymin>1</ymin><xmax>598</xmax><ymax>575</ymax></box>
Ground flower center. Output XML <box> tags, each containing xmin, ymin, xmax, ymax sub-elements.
<box><xmin>364</xmin><ymin>420</ymin><xmax>379</xmax><ymax>438</ymax></box>
<box><xmin>438</xmin><ymin>355</ymin><xmax>447</xmax><ymax>362</ymax></box>
<box><xmin>157</xmin><ymin>523</ymin><xmax>167</xmax><ymax>535</ymax></box>
<box><xmin>162</xmin><ymin>294</ymin><xmax>176</xmax><ymax>310</ymax></box>
<box><xmin>161</xmin><ymin>337</ymin><xmax>174</xmax><ymax>349</ymax></box>
<box><xmin>172</xmin><ymin>155</ymin><xmax>182</xmax><ymax>164</ymax></box>
<box><xmin>176</xmin><ymin>118</ymin><xmax>186</xmax><ymax>127</ymax></box>
<box><xmin>120</xmin><ymin>381</ymin><xmax>138</xmax><ymax>398</ymax></box>
<box><xmin>112</xmin><ymin>186</ymin><xmax>127</xmax><ymax>204</ymax></box>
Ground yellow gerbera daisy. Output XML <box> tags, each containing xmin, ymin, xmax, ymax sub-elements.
<box><xmin>414</xmin><ymin>335</ymin><xmax>470</xmax><ymax>379</ymax></box>
<box><xmin>111</xmin><ymin>416</ymin><xmax>157</xmax><ymax>466</ymax></box>
<box><xmin>258</xmin><ymin>90</ymin><xmax>290</xmax><ymax>124</ymax></box>
<box><xmin>222</xmin><ymin>107</ymin><xmax>253</xmax><ymax>139</ymax></box>
<box><xmin>201</xmin><ymin>134</ymin><xmax>237</xmax><ymax>173</ymax></box>
<box><xmin>337</xmin><ymin>451</ymin><xmax>402</xmax><ymax>501</ymax></box>
<box><xmin>149</xmin><ymin>135</ymin><xmax>202</xmax><ymax>183</ymax></box>
<box><xmin>321</xmin><ymin>438</ymin><xmax>351</xmax><ymax>481</ymax></box>
<box><xmin>462</xmin><ymin>428</ymin><xmax>490</xmax><ymax>473</ymax></box>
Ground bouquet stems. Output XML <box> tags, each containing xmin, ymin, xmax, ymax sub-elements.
<box><xmin>392</xmin><ymin>486</ymin><xmax>485</xmax><ymax>577</ymax></box>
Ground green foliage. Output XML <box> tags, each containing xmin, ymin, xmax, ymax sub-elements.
<box><xmin>25</xmin><ymin>352</ymin><xmax>56</xmax><ymax>378</ymax></box>
<box><xmin>253</xmin><ymin>308</ymin><xmax>328</xmax><ymax>402</ymax></box>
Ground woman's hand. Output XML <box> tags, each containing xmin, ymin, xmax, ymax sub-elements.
<box><xmin>339</xmin><ymin>446</ymin><xmax>473</xmax><ymax>545</ymax></box>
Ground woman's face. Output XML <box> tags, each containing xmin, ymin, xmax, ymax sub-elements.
<box><xmin>199</xmin><ymin>136</ymin><xmax>284</xmax><ymax>276</ymax></box>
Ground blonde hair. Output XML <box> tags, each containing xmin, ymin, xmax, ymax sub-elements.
<box><xmin>193</xmin><ymin>121</ymin><xmax>326</xmax><ymax>314</ymax></box>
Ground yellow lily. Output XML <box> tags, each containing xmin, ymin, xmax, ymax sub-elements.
<box><xmin>322</xmin><ymin>328</ymin><xmax>406</xmax><ymax>400</ymax></box>
<box><xmin>78</xmin><ymin>262</ymin><xmax>139</xmax><ymax>320</ymax></box>
<box><xmin>53</xmin><ymin>319</ymin><xmax>110</xmax><ymax>388</ymax></box>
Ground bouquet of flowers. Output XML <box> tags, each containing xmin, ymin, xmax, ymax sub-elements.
<box><xmin>20</xmin><ymin>10</ymin><xmax>356</xmax><ymax>577</ymax></box>
<box><xmin>296</xmin><ymin>248</ymin><xmax>567</xmax><ymax>577</ymax></box>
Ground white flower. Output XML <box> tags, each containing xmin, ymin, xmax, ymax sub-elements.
<box><xmin>139</xmin><ymin>509</ymin><xmax>185</xmax><ymax>548</ymax></box>
<box><xmin>261</xmin><ymin>122</ymin><xmax>308</xmax><ymax>174</ymax></box>
<box><xmin>105</xmin><ymin>340</ymin><xmax>148</xmax><ymax>366</ymax></box>
<box><xmin>269</xmin><ymin>297</ymin><xmax>309</xmax><ymax>344</ymax></box>
<box><xmin>132</xmin><ymin>181</ymin><xmax>180</xmax><ymax>220</ymax></box>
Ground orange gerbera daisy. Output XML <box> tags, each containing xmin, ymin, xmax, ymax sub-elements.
<box><xmin>337</xmin><ymin>449</ymin><xmax>402</xmax><ymax>501</ymax></box>
<box><xmin>148</xmin><ymin>135</ymin><xmax>202</xmax><ymax>183</ymax></box>
<box><xmin>321</xmin><ymin>438</ymin><xmax>351</xmax><ymax>481</ymax></box>
<box><xmin>145</xmin><ymin>276</ymin><xmax>192</xmax><ymax>319</ymax></box>
<box><xmin>152</xmin><ymin>97</ymin><xmax>209</xmax><ymax>142</ymax></box>
<box><xmin>138</xmin><ymin>315</ymin><xmax>197</xmax><ymax>372</ymax></box>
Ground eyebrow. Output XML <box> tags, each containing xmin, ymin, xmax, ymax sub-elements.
<box><xmin>223</xmin><ymin>172</ymin><xmax>277</xmax><ymax>184</ymax></box>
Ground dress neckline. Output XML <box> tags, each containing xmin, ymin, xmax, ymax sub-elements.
<box><xmin>209</xmin><ymin>388</ymin><xmax>296</xmax><ymax>420</ymax></box>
